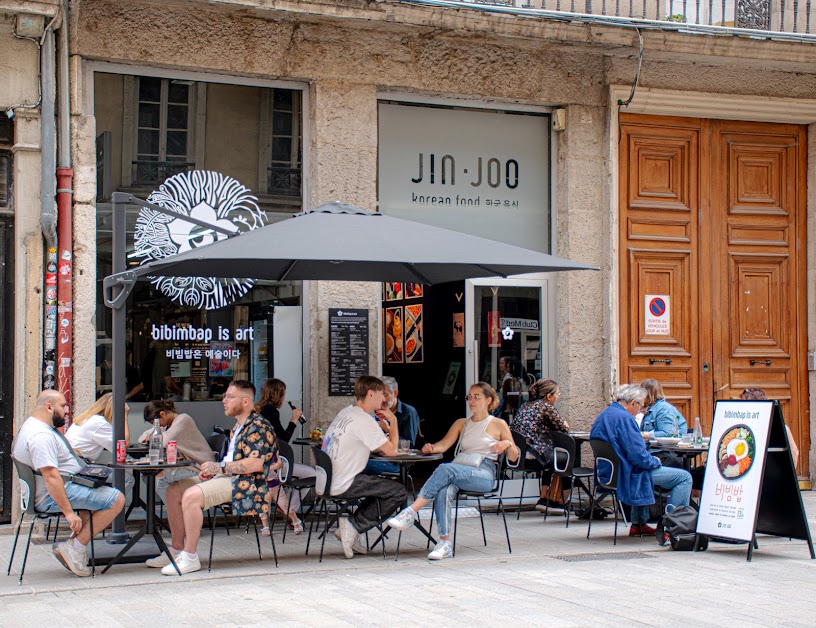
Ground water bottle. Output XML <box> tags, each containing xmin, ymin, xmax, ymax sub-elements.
<box><xmin>149</xmin><ymin>418</ymin><xmax>163</xmax><ymax>464</ymax></box>
<box><xmin>672</xmin><ymin>415</ymin><xmax>680</xmax><ymax>438</ymax></box>
<box><xmin>693</xmin><ymin>417</ymin><xmax>703</xmax><ymax>445</ymax></box>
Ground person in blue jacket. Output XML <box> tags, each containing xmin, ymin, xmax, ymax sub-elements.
<box><xmin>590</xmin><ymin>384</ymin><xmax>692</xmax><ymax>539</ymax></box>
<box><xmin>640</xmin><ymin>379</ymin><xmax>686</xmax><ymax>439</ymax></box>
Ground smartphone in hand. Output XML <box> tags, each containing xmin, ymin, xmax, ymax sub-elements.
<box><xmin>289</xmin><ymin>401</ymin><xmax>307</xmax><ymax>425</ymax></box>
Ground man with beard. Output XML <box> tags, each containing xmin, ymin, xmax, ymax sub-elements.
<box><xmin>11</xmin><ymin>390</ymin><xmax>125</xmax><ymax>577</ymax></box>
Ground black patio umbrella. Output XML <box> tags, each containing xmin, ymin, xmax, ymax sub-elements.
<box><xmin>118</xmin><ymin>200</ymin><xmax>598</xmax><ymax>285</ymax></box>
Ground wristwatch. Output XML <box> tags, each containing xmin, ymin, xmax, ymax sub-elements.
<box><xmin>220</xmin><ymin>460</ymin><xmax>227</xmax><ymax>470</ymax></box>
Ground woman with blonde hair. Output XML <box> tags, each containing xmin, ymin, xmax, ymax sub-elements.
<box><xmin>385</xmin><ymin>383</ymin><xmax>519</xmax><ymax>560</ymax></box>
<box><xmin>66</xmin><ymin>393</ymin><xmax>130</xmax><ymax>462</ymax></box>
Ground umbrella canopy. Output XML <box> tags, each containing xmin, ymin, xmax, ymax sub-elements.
<box><xmin>125</xmin><ymin>200</ymin><xmax>598</xmax><ymax>285</ymax></box>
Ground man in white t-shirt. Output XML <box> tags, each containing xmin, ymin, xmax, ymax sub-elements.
<box><xmin>322</xmin><ymin>375</ymin><xmax>406</xmax><ymax>558</ymax></box>
<box><xmin>11</xmin><ymin>390</ymin><xmax>125</xmax><ymax>577</ymax></box>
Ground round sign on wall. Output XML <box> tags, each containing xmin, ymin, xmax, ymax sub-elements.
<box><xmin>131</xmin><ymin>171</ymin><xmax>267</xmax><ymax>310</ymax></box>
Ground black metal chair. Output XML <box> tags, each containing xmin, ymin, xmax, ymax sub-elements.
<box><xmin>586</xmin><ymin>439</ymin><xmax>628</xmax><ymax>545</ymax></box>
<box><xmin>270</xmin><ymin>439</ymin><xmax>316</xmax><ymax>544</ymax></box>
<box><xmin>546</xmin><ymin>432</ymin><xmax>595</xmax><ymax>528</ymax></box>
<box><xmin>448</xmin><ymin>454</ymin><xmax>514</xmax><ymax>557</ymax></box>
<box><xmin>506</xmin><ymin>430</ymin><xmax>541</xmax><ymax>520</ymax></box>
<box><xmin>6</xmin><ymin>460</ymin><xmax>96</xmax><ymax>584</ymax></box>
<box><xmin>307</xmin><ymin>446</ymin><xmax>386</xmax><ymax>562</ymax></box>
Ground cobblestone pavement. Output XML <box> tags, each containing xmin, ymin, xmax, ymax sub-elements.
<box><xmin>1</xmin><ymin>493</ymin><xmax>815</xmax><ymax>627</ymax></box>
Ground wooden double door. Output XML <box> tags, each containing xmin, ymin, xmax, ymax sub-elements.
<box><xmin>619</xmin><ymin>114</ymin><xmax>809</xmax><ymax>475</ymax></box>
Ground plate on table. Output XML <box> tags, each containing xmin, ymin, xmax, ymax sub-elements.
<box><xmin>656</xmin><ymin>437</ymin><xmax>681</xmax><ymax>447</ymax></box>
<box><xmin>397</xmin><ymin>449</ymin><xmax>420</xmax><ymax>456</ymax></box>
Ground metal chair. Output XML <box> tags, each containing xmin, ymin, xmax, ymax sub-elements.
<box><xmin>270</xmin><ymin>439</ymin><xmax>316</xmax><ymax>543</ymax></box>
<box><xmin>6</xmin><ymin>460</ymin><xmax>96</xmax><ymax>584</ymax></box>
<box><xmin>506</xmin><ymin>430</ymin><xmax>541</xmax><ymax>519</ymax></box>
<box><xmin>307</xmin><ymin>446</ymin><xmax>386</xmax><ymax>562</ymax></box>
<box><xmin>586</xmin><ymin>439</ymin><xmax>629</xmax><ymax>545</ymax></box>
<box><xmin>546</xmin><ymin>432</ymin><xmax>595</xmax><ymax>528</ymax></box>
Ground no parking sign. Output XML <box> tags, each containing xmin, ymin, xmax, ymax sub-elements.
<box><xmin>645</xmin><ymin>294</ymin><xmax>670</xmax><ymax>335</ymax></box>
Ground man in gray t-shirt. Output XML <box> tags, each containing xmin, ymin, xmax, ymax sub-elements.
<box><xmin>11</xmin><ymin>390</ymin><xmax>124</xmax><ymax>577</ymax></box>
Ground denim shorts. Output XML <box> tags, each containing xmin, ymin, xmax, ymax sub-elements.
<box><xmin>38</xmin><ymin>482</ymin><xmax>121</xmax><ymax>514</ymax></box>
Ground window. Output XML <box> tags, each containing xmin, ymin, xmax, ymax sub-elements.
<box><xmin>133</xmin><ymin>77</ymin><xmax>195</xmax><ymax>185</ymax></box>
<box><xmin>0</xmin><ymin>153</ymin><xmax>9</xmax><ymax>209</ymax></box>
<box><xmin>265</xmin><ymin>90</ymin><xmax>302</xmax><ymax>198</ymax></box>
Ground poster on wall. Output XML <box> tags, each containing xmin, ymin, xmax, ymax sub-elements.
<box><xmin>384</xmin><ymin>306</ymin><xmax>403</xmax><ymax>363</ymax></box>
<box><xmin>208</xmin><ymin>342</ymin><xmax>235</xmax><ymax>377</ymax></box>
<box><xmin>487</xmin><ymin>311</ymin><xmax>501</xmax><ymax>347</ymax></box>
<box><xmin>385</xmin><ymin>283</ymin><xmax>403</xmax><ymax>301</ymax></box>
<box><xmin>644</xmin><ymin>294</ymin><xmax>670</xmax><ymax>335</ymax></box>
<box><xmin>452</xmin><ymin>312</ymin><xmax>464</xmax><ymax>348</ymax></box>
<box><xmin>328</xmin><ymin>308</ymin><xmax>369</xmax><ymax>396</ymax></box>
<box><xmin>697</xmin><ymin>401</ymin><xmax>772</xmax><ymax>542</ymax></box>
<box><xmin>405</xmin><ymin>304</ymin><xmax>424</xmax><ymax>363</ymax></box>
<box><xmin>405</xmin><ymin>283</ymin><xmax>423</xmax><ymax>299</ymax></box>
<box><xmin>442</xmin><ymin>362</ymin><xmax>461</xmax><ymax>395</ymax></box>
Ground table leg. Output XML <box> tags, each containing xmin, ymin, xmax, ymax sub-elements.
<box><xmin>144</xmin><ymin>471</ymin><xmax>181</xmax><ymax>575</ymax></box>
<box><xmin>124</xmin><ymin>469</ymin><xmax>143</xmax><ymax>520</ymax></box>
<box><xmin>100</xmin><ymin>526</ymin><xmax>146</xmax><ymax>574</ymax></box>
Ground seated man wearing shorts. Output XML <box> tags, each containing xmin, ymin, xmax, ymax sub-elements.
<box><xmin>156</xmin><ymin>380</ymin><xmax>276</xmax><ymax>575</ymax></box>
<box><xmin>11</xmin><ymin>390</ymin><xmax>125</xmax><ymax>577</ymax></box>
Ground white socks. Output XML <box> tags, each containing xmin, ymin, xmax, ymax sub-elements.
<box><xmin>72</xmin><ymin>537</ymin><xmax>86</xmax><ymax>551</ymax></box>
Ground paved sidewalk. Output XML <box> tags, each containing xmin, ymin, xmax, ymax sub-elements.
<box><xmin>1</xmin><ymin>493</ymin><xmax>815</xmax><ymax>627</ymax></box>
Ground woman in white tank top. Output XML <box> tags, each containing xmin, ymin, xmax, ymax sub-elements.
<box><xmin>385</xmin><ymin>383</ymin><xmax>520</xmax><ymax>560</ymax></box>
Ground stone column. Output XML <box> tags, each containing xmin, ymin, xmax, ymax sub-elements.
<box><xmin>307</xmin><ymin>80</ymin><xmax>380</xmax><ymax>425</ymax></box>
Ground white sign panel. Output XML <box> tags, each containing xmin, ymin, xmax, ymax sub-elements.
<box><xmin>378</xmin><ymin>103</ymin><xmax>550</xmax><ymax>254</ymax></box>
<box><xmin>644</xmin><ymin>294</ymin><xmax>670</xmax><ymax>335</ymax></box>
<box><xmin>697</xmin><ymin>401</ymin><xmax>773</xmax><ymax>541</ymax></box>
<box><xmin>500</xmin><ymin>317</ymin><xmax>539</xmax><ymax>331</ymax></box>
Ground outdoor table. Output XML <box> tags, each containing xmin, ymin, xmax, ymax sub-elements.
<box><xmin>100</xmin><ymin>459</ymin><xmax>195</xmax><ymax>575</ymax></box>
<box><xmin>368</xmin><ymin>451</ymin><xmax>442</xmax><ymax>556</ymax></box>
<box><xmin>123</xmin><ymin>445</ymin><xmax>149</xmax><ymax>520</ymax></box>
<box><xmin>567</xmin><ymin>431</ymin><xmax>593</xmax><ymax>498</ymax></box>
<box><xmin>648</xmin><ymin>442</ymin><xmax>709</xmax><ymax>472</ymax></box>
<box><xmin>291</xmin><ymin>437</ymin><xmax>323</xmax><ymax>447</ymax></box>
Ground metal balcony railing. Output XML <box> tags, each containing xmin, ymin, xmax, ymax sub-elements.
<box><xmin>400</xmin><ymin>0</ymin><xmax>816</xmax><ymax>40</ymax></box>
<box><xmin>133</xmin><ymin>160</ymin><xmax>196</xmax><ymax>186</ymax></box>
<box><xmin>267</xmin><ymin>165</ymin><xmax>302</xmax><ymax>197</ymax></box>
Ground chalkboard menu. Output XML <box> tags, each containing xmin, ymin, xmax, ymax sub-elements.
<box><xmin>328</xmin><ymin>308</ymin><xmax>369</xmax><ymax>396</ymax></box>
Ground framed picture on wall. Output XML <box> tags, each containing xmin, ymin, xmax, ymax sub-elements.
<box><xmin>405</xmin><ymin>304</ymin><xmax>423</xmax><ymax>363</ymax></box>
<box><xmin>405</xmin><ymin>283</ymin><xmax>423</xmax><ymax>299</ymax></box>
<box><xmin>384</xmin><ymin>282</ymin><xmax>403</xmax><ymax>301</ymax></box>
<box><xmin>384</xmin><ymin>306</ymin><xmax>403</xmax><ymax>363</ymax></box>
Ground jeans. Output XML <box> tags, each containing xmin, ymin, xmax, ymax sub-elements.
<box><xmin>630</xmin><ymin>465</ymin><xmax>693</xmax><ymax>525</ymax></box>
<box><xmin>417</xmin><ymin>460</ymin><xmax>496</xmax><ymax>537</ymax></box>
<box><xmin>333</xmin><ymin>474</ymin><xmax>407</xmax><ymax>534</ymax></box>
<box><xmin>363</xmin><ymin>460</ymin><xmax>400</xmax><ymax>475</ymax></box>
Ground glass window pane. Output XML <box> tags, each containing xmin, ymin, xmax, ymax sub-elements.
<box><xmin>272</xmin><ymin>89</ymin><xmax>292</xmax><ymax>111</ymax></box>
<box><xmin>272</xmin><ymin>138</ymin><xmax>291</xmax><ymax>162</ymax></box>
<box><xmin>166</xmin><ymin>131</ymin><xmax>188</xmax><ymax>157</ymax></box>
<box><xmin>139</xmin><ymin>77</ymin><xmax>161</xmax><ymax>102</ymax></box>
<box><xmin>168</xmin><ymin>82</ymin><xmax>190</xmax><ymax>104</ymax></box>
<box><xmin>138</xmin><ymin>129</ymin><xmax>159</xmax><ymax>155</ymax></box>
<box><xmin>272</xmin><ymin>113</ymin><xmax>292</xmax><ymax>136</ymax></box>
<box><xmin>167</xmin><ymin>104</ymin><xmax>189</xmax><ymax>130</ymax></box>
<box><xmin>138</xmin><ymin>103</ymin><xmax>160</xmax><ymax>129</ymax></box>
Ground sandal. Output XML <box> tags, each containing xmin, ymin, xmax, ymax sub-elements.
<box><xmin>287</xmin><ymin>517</ymin><xmax>304</xmax><ymax>535</ymax></box>
<box><xmin>261</xmin><ymin>526</ymin><xmax>271</xmax><ymax>537</ymax></box>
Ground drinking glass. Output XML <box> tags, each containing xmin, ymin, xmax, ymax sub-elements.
<box><xmin>399</xmin><ymin>439</ymin><xmax>411</xmax><ymax>451</ymax></box>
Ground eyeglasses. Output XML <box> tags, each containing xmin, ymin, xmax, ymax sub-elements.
<box><xmin>466</xmin><ymin>394</ymin><xmax>484</xmax><ymax>401</ymax></box>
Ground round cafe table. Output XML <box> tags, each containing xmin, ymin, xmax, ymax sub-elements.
<box><xmin>100</xmin><ymin>460</ymin><xmax>195</xmax><ymax>575</ymax></box>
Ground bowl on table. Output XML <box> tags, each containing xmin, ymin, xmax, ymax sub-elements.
<box><xmin>656</xmin><ymin>437</ymin><xmax>681</xmax><ymax>447</ymax></box>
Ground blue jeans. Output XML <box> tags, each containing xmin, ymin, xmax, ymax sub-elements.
<box><xmin>38</xmin><ymin>482</ymin><xmax>122</xmax><ymax>514</ymax></box>
<box><xmin>363</xmin><ymin>460</ymin><xmax>400</xmax><ymax>475</ymax></box>
<box><xmin>630</xmin><ymin>465</ymin><xmax>693</xmax><ymax>525</ymax></box>
<box><xmin>417</xmin><ymin>460</ymin><xmax>495</xmax><ymax>537</ymax></box>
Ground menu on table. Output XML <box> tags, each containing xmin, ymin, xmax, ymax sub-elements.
<box><xmin>328</xmin><ymin>308</ymin><xmax>369</xmax><ymax>396</ymax></box>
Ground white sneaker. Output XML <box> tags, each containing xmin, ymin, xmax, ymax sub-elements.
<box><xmin>145</xmin><ymin>548</ymin><xmax>180</xmax><ymax>568</ymax></box>
<box><xmin>333</xmin><ymin>527</ymin><xmax>367</xmax><ymax>554</ymax></box>
<box><xmin>161</xmin><ymin>552</ymin><xmax>200</xmax><ymax>576</ymax></box>
<box><xmin>337</xmin><ymin>516</ymin><xmax>360</xmax><ymax>559</ymax></box>
<box><xmin>52</xmin><ymin>541</ymin><xmax>91</xmax><ymax>577</ymax></box>
<box><xmin>427</xmin><ymin>540</ymin><xmax>453</xmax><ymax>561</ymax></box>
<box><xmin>385</xmin><ymin>507</ymin><xmax>417</xmax><ymax>531</ymax></box>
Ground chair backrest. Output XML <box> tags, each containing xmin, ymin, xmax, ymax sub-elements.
<box><xmin>509</xmin><ymin>430</ymin><xmax>529</xmax><ymax>472</ymax></box>
<box><xmin>550</xmin><ymin>432</ymin><xmax>576</xmax><ymax>476</ymax></box>
<box><xmin>276</xmin><ymin>439</ymin><xmax>296</xmax><ymax>484</ymax></box>
<box><xmin>589</xmin><ymin>439</ymin><xmax>620</xmax><ymax>491</ymax></box>
<box><xmin>207</xmin><ymin>433</ymin><xmax>227</xmax><ymax>462</ymax></box>
<box><xmin>311</xmin><ymin>446</ymin><xmax>332</xmax><ymax>497</ymax></box>
<box><xmin>13</xmin><ymin>459</ymin><xmax>38</xmax><ymax>515</ymax></box>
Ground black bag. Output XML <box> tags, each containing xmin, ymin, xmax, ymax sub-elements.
<box><xmin>576</xmin><ymin>505</ymin><xmax>612</xmax><ymax>520</ymax></box>
<box><xmin>71</xmin><ymin>465</ymin><xmax>113</xmax><ymax>488</ymax></box>
<box><xmin>658</xmin><ymin>505</ymin><xmax>709</xmax><ymax>551</ymax></box>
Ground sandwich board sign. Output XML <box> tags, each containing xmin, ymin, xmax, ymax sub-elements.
<box><xmin>697</xmin><ymin>400</ymin><xmax>814</xmax><ymax>561</ymax></box>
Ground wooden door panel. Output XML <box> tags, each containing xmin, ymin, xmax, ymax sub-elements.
<box><xmin>728</xmin><ymin>254</ymin><xmax>790</xmax><ymax>357</ymax></box>
<box><xmin>629</xmin><ymin>134</ymin><xmax>695</xmax><ymax>211</ymax></box>
<box><xmin>724</xmin><ymin>137</ymin><xmax>792</xmax><ymax>215</ymax></box>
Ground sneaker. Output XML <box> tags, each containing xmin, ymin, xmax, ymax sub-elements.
<box><xmin>145</xmin><ymin>548</ymin><xmax>180</xmax><ymax>568</ymax></box>
<box><xmin>535</xmin><ymin>498</ymin><xmax>565</xmax><ymax>514</ymax></box>
<box><xmin>384</xmin><ymin>507</ymin><xmax>417</xmax><ymax>531</ymax></box>
<box><xmin>52</xmin><ymin>541</ymin><xmax>91</xmax><ymax>577</ymax></box>
<box><xmin>333</xmin><ymin>528</ymin><xmax>367</xmax><ymax>554</ymax></box>
<box><xmin>337</xmin><ymin>516</ymin><xmax>359</xmax><ymax>559</ymax></box>
<box><xmin>427</xmin><ymin>539</ymin><xmax>453</xmax><ymax>561</ymax></box>
<box><xmin>658</xmin><ymin>532</ymin><xmax>671</xmax><ymax>547</ymax></box>
<box><xmin>161</xmin><ymin>552</ymin><xmax>201</xmax><ymax>576</ymax></box>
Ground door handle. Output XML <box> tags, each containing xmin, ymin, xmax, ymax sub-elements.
<box><xmin>749</xmin><ymin>359</ymin><xmax>772</xmax><ymax>366</ymax></box>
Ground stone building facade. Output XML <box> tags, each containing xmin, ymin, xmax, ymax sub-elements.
<box><xmin>2</xmin><ymin>0</ymin><xmax>816</xmax><ymax>520</ymax></box>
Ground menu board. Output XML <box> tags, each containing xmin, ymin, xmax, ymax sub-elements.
<box><xmin>697</xmin><ymin>400</ymin><xmax>773</xmax><ymax>542</ymax></box>
<box><xmin>328</xmin><ymin>308</ymin><xmax>369</xmax><ymax>396</ymax></box>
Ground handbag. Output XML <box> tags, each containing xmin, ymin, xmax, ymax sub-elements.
<box><xmin>71</xmin><ymin>465</ymin><xmax>113</xmax><ymax>488</ymax></box>
<box><xmin>452</xmin><ymin>452</ymin><xmax>485</xmax><ymax>468</ymax></box>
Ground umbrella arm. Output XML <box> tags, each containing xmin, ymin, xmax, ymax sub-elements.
<box><xmin>103</xmin><ymin>271</ymin><xmax>138</xmax><ymax>310</ymax></box>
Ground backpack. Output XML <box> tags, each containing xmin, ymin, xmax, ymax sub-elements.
<box><xmin>658</xmin><ymin>505</ymin><xmax>709</xmax><ymax>551</ymax></box>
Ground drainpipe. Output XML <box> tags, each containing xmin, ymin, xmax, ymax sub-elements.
<box><xmin>56</xmin><ymin>0</ymin><xmax>73</xmax><ymax>422</ymax></box>
<box><xmin>40</xmin><ymin>22</ymin><xmax>58</xmax><ymax>397</ymax></box>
